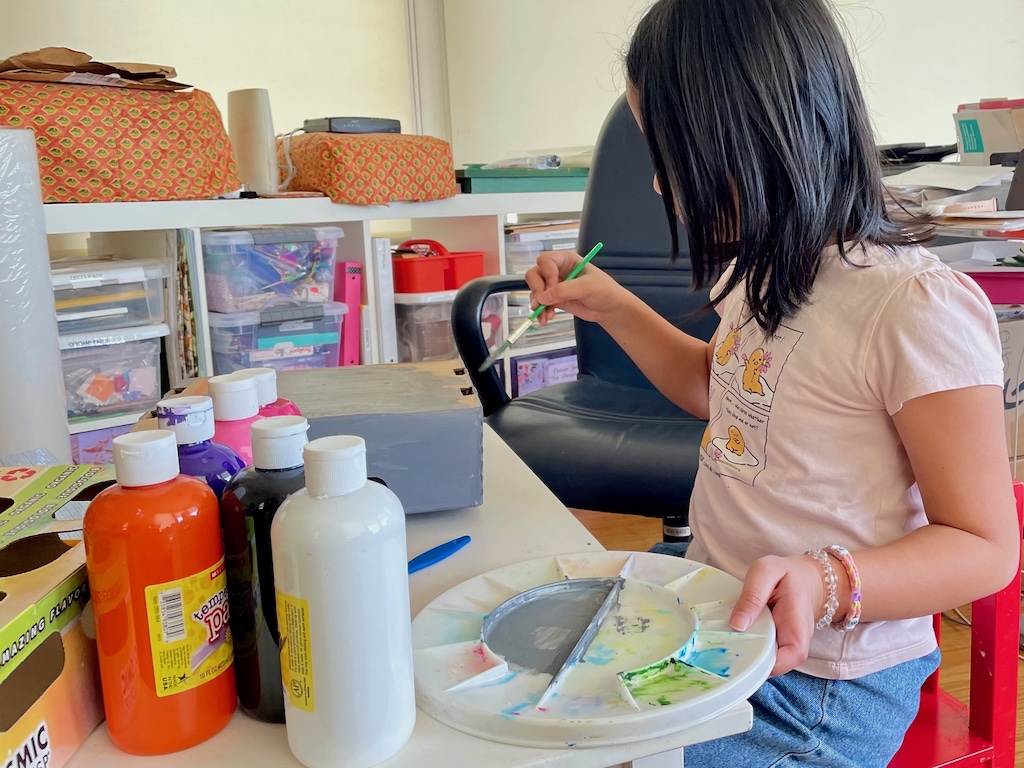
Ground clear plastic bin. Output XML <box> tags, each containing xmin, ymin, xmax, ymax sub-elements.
<box><xmin>50</xmin><ymin>257</ymin><xmax>168</xmax><ymax>334</ymax></box>
<box><xmin>208</xmin><ymin>301</ymin><xmax>348</xmax><ymax>374</ymax></box>
<box><xmin>504</xmin><ymin>241</ymin><xmax>542</xmax><ymax>275</ymax></box>
<box><xmin>394</xmin><ymin>291</ymin><xmax>503</xmax><ymax>363</ymax></box>
<box><xmin>508</xmin><ymin>304</ymin><xmax>576</xmax><ymax>346</ymax></box>
<box><xmin>201</xmin><ymin>225</ymin><xmax>344</xmax><ymax>313</ymax></box>
<box><xmin>59</xmin><ymin>323</ymin><xmax>169</xmax><ymax>421</ymax></box>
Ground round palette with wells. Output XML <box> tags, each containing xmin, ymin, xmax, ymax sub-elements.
<box><xmin>412</xmin><ymin>551</ymin><xmax>776</xmax><ymax>748</ymax></box>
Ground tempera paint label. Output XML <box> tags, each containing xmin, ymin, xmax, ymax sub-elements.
<box><xmin>144</xmin><ymin>558</ymin><xmax>233</xmax><ymax>697</ymax></box>
<box><xmin>276</xmin><ymin>590</ymin><xmax>315</xmax><ymax>712</ymax></box>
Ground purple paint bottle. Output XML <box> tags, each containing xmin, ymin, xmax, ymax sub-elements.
<box><xmin>220</xmin><ymin>415</ymin><xmax>309</xmax><ymax>723</ymax></box>
<box><xmin>156</xmin><ymin>395</ymin><xmax>247</xmax><ymax>499</ymax></box>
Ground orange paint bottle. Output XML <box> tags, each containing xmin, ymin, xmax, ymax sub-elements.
<box><xmin>84</xmin><ymin>430</ymin><xmax>237</xmax><ymax>755</ymax></box>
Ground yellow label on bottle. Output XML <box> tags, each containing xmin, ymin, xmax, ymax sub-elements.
<box><xmin>276</xmin><ymin>589</ymin><xmax>315</xmax><ymax>712</ymax></box>
<box><xmin>144</xmin><ymin>558</ymin><xmax>233</xmax><ymax>698</ymax></box>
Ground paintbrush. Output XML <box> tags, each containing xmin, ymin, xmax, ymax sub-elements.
<box><xmin>477</xmin><ymin>241</ymin><xmax>604</xmax><ymax>373</ymax></box>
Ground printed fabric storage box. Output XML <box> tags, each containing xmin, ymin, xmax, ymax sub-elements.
<box><xmin>208</xmin><ymin>301</ymin><xmax>348</xmax><ymax>375</ymax></box>
<box><xmin>201</xmin><ymin>226</ymin><xmax>344</xmax><ymax>313</ymax></box>
<box><xmin>59</xmin><ymin>323</ymin><xmax>168</xmax><ymax>421</ymax></box>
<box><xmin>0</xmin><ymin>81</ymin><xmax>238</xmax><ymax>202</ymax></box>
<box><xmin>277</xmin><ymin>132</ymin><xmax>457</xmax><ymax>205</ymax></box>
<box><xmin>50</xmin><ymin>257</ymin><xmax>168</xmax><ymax>335</ymax></box>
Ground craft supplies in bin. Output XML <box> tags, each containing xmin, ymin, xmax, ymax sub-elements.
<box><xmin>208</xmin><ymin>301</ymin><xmax>347</xmax><ymax>374</ymax></box>
<box><xmin>395</xmin><ymin>290</ymin><xmax>502</xmax><ymax>363</ymax></box>
<box><xmin>70</xmin><ymin>422</ymin><xmax>134</xmax><ymax>465</ymax></box>
<box><xmin>393</xmin><ymin>238</ymin><xmax>485</xmax><ymax>293</ymax></box>
<box><xmin>50</xmin><ymin>257</ymin><xmax>169</xmax><ymax>334</ymax></box>
<box><xmin>59</xmin><ymin>323</ymin><xmax>169</xmax><ymax>421</ymax></box>
<box><xmin>201</xmin><ymin>226</ymin><xmax>343</xmax><ymax>313</ymax></box>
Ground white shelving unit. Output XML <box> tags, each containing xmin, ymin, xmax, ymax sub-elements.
<box><xmin>49</xmin><ymin>192</ymin><xmax>586</xmax><ymax>438</ymax></box>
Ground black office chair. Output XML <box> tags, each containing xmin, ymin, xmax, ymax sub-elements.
<box><xmin>452</xmin><ymin>94</ymin><xmax>719</xmax><ymax>543</ymax></box>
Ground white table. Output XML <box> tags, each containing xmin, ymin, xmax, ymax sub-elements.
<box><xmin>68</xmin><ymin>427</ymin><xmax>752</xmax><ymax>768</ymax></box>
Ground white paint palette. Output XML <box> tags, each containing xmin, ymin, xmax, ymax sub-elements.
<box><xmin>412</xmin><ymin>551</ymin><xmax>776</xmax><ymax>748</ymax></box>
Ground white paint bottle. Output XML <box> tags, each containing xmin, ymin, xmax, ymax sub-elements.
<box><xmin>271</xmin><ymin>435</ymin><xmax>415</xmax><ymax>768</ymax></box>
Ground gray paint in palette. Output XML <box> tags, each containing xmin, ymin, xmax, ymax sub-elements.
<box><xmin>277</xmin><ymin>364</ymin><xmax>483</xmax><ymax>514</ymax></box>
<box><xmin>483</xmin><ymin>578</ymin><xmax>622</xmax><ymax>677</ymax></box>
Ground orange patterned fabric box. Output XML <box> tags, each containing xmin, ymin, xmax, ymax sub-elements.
<box><xmin>0</xmin><ymin>81</ymin><xmax>238</xmax><ymax>203</ymax></box>
<box><xmin>279</xmin><ymin>131</ymin><xmax>457</xmax><ymax>205</ymax></box>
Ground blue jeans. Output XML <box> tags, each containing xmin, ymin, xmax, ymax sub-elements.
<box><xmin>682</xmin><ymin>648</ymin><xmax>941</xmax><ymax>767</ymax></box>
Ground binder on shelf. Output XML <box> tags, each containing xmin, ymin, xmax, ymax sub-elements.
<box><xmin>335</xmin><ymin>261</ymin><xmax>362</xmax><ymax>366</ymax></box>
<box><xmin>360</xmin><ymin>305</ymin><xmax>374</xmax><ymax>365</ymax></box>
<box><xmin>371</xmin><ymin>237</ymin><xmax>399</xmax><ymax>364</ymax></box>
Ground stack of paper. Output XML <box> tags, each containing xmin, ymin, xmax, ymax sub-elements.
<box><xmin>883</xmin><ymin>163</ymin><xmax>1022</xmax><ymax>231</ymax></box>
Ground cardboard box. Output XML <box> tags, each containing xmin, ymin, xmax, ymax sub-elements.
<box><xmin>954</xmin><ymin>100</ymin><xmax>1024</xmax><ymax>166</ymax></box>
<box><xmin>0</xmin><ymin>465</ymin><xmax>113</xmax><ymax>768</ymax></box>
<box><xmin>1001</xmin><ymin>316</ymin><xmax>1024</xmax><ymax>459</ymax></box>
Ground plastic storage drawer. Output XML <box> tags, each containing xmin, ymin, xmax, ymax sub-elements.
<box><xmin>60</xmin><ymin>323</ymin><xmax>169</xmax><ymax>421</ymax></box>
<box><xmin>201</xmin><ymin>225</ymin><xmax>344</xmax><ymax>313</ymax></box>
<box><xmin>394</xmin><ymin>290</ymin><xmax>502</xmax><ymax>363</ymax></box>
<box><xmin>504</xmin><ymin>241</ymin><xmax>542</xmax><ymax>275</ymax></box>
<box><xmin>51</xmin><ymin>257</ymin><xmax>168</xmax><ymax>335</ymax></box>
<box><xmin>208</xmin><ymin>301</ymin><xmax>348</xmax><ymax>374</ymax></box>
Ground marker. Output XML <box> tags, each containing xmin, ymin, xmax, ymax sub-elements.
<box><xmin>408</xmin><ymin>535</ymin><xmax>471</xmax><ymax>575</ymax></box>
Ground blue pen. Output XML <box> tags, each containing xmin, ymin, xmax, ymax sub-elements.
<box><xmin>408</xmin><ymin>535</ymin><xmax>471</xmax><ymax>575</ymax></box>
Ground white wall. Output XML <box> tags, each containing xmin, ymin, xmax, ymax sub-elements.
<box><xmin>838</xmin><ymin>0</ymin><xmax>1024</xmax><ymax>146</ymax></box>
<box><xmin>444</xmin><ymin>0</ymin><xmax>651</xmax><ymax>165</ymax></box>
<box><xmin>0</xmin><ymin>0</ymin><xmax>414</xmax><ymax>138</ymax></box>
<box><xmin>443</xmin><ymin>0</ymin><xmax>1024</xmax><ymax>165</ymax></box>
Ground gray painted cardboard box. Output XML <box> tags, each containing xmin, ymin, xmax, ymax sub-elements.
<box><xmin>277</xmin><ymin>363</ymin><xmax>483</xmax><ymax>514</ymax></box>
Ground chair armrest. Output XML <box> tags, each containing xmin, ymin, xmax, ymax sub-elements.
<box><xmin>452</xmin><ymin>275</ymin><xmax>529</xmax><ymax>416</ymax></box>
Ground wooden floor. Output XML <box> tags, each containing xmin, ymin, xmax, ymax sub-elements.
<box><xmin>570</xmin><ymin>509</ymin><xmax>1024</xmax><ymax>767</ymax></box>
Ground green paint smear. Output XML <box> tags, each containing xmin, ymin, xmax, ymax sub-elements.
<box><xmin>619</xmin><ymin>658</ymin><xmax>719</xmax><ymax>706</ymax></box>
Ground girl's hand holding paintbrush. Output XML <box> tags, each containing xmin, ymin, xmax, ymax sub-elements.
<box><xmin>525</xmin><ymin>250</ymin><xmax>637</xmax><ymax>327</ymax></box>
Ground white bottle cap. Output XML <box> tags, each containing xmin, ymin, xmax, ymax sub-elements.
<box><xmin>251</xmin><ymin>416</ymin><xmax>309</xmax><ymax>470</ymax></box>
<box><xmin>304</xmin><ymin>436</ymin><xmax>368</xmax><ymax>497</ymax></box>
<box><xmin>113</xmin><ymin>430</ymin><xmax>179</xmax><ymax>487</ymax></box>
<box><xmin>156</xmin><ymin>396</ymin><xmax>215</xmax><ymax>444</ymax></box>
<box><xmin>231</xmin><ymin>367</ymin><xmax>278</xmax><ymax>407</ymax></box>
<box><xmin>208</xmin><ymin>374</ymin><xmax>260</xmax><ymax>422</ymax></box>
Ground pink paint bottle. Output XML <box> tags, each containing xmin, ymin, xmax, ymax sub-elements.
<box><xmin>231</xmin><ymin>367</ymin><xmax>301</xmax><ymax>418</ymax></box>
<box><xmin>208</xmin><ymin>374</ymin><xmax>261</xmax><ymax>465</ymax></box>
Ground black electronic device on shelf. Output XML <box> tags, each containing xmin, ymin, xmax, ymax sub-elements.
<box><xmin>303</xmin><ymin>117</ymin><xmax>401</xmax><ymax>134</ymax></box>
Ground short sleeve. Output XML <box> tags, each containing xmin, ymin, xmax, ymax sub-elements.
<box><xmin>710</xmin><ymin>260</ymin><xmax>737</xmax><ymax>315</ymax></box>
<box><xmin>867</xmin><ymin>268</ymin><xmax>1004</xmax><ymax>415</ymax></box>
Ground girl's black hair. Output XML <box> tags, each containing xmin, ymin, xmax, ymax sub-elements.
<box><xmin>625</xmin><ymin>0</ymin><xmax>929</xmax><ymax>335</ymax></box>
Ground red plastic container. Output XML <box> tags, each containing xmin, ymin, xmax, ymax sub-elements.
<box><xmin>964</xmin><ymin>270</ymin><xmax>1024</xmax><ymax>305</ymax></box>
<box><xmin>393</xmin><ymin>239</ymin><xmax>485</xmax><ymax>293</ymax></box>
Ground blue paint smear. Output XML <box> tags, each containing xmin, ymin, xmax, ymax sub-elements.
<box><xmin>583</xmin><ymin>642</ymin><xmax>616</xmax><ymax>666</ymax></box>
<box><xmin>684</xmin><ymin>646</ymin><xmax>733</xmax><ymax>677</ymax></box>
<box><xmin>501</xmin><ymin>694</ymin><xmax>541</xmax><ymax>718</ymax></box>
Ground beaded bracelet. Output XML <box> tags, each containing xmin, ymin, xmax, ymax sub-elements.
<box><xmin>804</xmin><ymin>549</ymin><xmax>839</xmax><ymax>630</ymax></box>
<box><xmin>825</xmin><ymin>545</ymin><xmax>863</xmax><ymax>632</ymax></box>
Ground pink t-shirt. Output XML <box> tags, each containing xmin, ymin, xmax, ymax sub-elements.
<box><xmin>686</xmin><ymin>243</ymin><xmax>1004</xmax><ymax>679</ymax></box>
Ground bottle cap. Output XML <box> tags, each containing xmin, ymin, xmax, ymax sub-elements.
<box><xmin>208</xmin><ymin>374</ymin><xmax>259</xmax><ymax>422</ymax></box>
<box><xmin>113</xmin><ymin>430</ymin><xmax>179</xmax><ymax>487</ymax></box>
<box><xmin>251</xmin><ymin>416</ymin><xmax>309</xmax><ymax>470</ymax></box>
<box><xmin>156</xmin><ymin>396</ymin><xmax>215</xmax><ymax>444</ymax></box>
<box><xmin>304</xmin><ymin>436</ymin><xmax>367</xmax><ymax>497</ymax></box>
<box><xmin>231</xmin><ymin>367</ymin><xmax>278</xmax><ymax>407</ymax></box>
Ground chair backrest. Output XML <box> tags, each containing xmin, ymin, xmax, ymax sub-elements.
<box><xmin>889</xmin><ymin>479</ymin><xmax>1023</xmax><ymax>768</ymax></box>
<box><xmin>576</xmin><ymin>93</ymin><xmax>719</xmax><ymax>390</ymax></box>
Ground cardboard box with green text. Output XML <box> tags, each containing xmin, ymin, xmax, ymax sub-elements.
<box><xmin>0</xmin><ymin>465</ymin><xmax>112</xmax><ymax>768</ymax></box>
